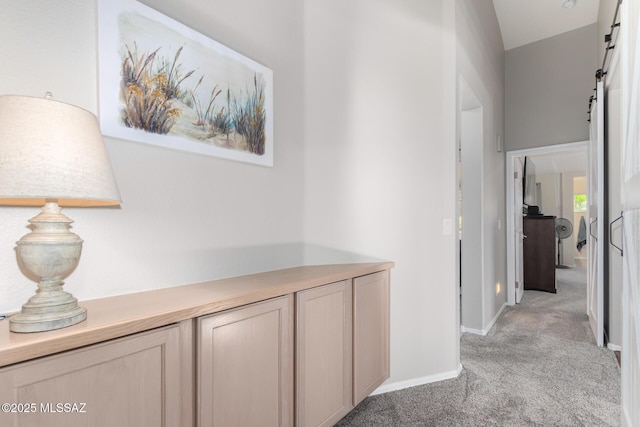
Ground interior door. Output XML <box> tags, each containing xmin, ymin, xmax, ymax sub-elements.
<box><xmin>514</xmin><ymin>158</ymin><xmax>525</xmax><ymax>303</ymax></box>
<box><xmin>587</xmin><ymin>80</ymin><xmax>605</xmax><ymax>347</ymax></box>
<box><xmin>620</xmin><ymin>0</ymin><xmax>640</xmax><ymax>424</ymax></box>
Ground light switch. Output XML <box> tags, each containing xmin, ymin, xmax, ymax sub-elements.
<box><xmin>442</xmin><ymin>218</ymin><xmax>453</xmax><ymax>235</ymax></box>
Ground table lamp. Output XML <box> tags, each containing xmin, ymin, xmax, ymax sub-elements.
<box><xmin>0</xmin><ymin>94</ymin><xmax>121</xmax><ymax>333</ymax></box>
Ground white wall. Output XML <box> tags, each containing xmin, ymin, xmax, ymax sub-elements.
<box><xmin>303</xmin><ymin>0</ymin><xmax>459</xmax><ymax>384</ymax></box>
<box><xmin>0</xmin><ymin>0</ymin><xmax>306</xmax><ymax>313</ymax></box>
<box><xmin>505</xmin><ymin>25</ymin><xmax>598</xmax><ymax>151</ymax></box>
<box><xmin>537</xmin><ymin>173</ymin><xmax>560</xmax><ymax>216</ymax></box>
<box><xmin>529</xmin><ymin>170</ymin><xmax>587</xmax><ymax>266</ymax></box>
<box><xmin>456</xmin><ymin>0</ymin><xmax>507</xmax><ymax>332</ymax></box>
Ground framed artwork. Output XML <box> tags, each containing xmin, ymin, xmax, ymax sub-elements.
<box><xmin>98</xmin><ymin>0</ymin><xmax>274</xmax><ymax>166</ymax></box>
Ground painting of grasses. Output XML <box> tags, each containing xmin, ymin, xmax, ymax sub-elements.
<box><xmin>98</xmin><ymin>0</ymin><xmax>273</xmax><ymax>166</ymax></box>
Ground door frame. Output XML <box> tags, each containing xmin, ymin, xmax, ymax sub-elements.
<box><xmin>513</xmin><ymin>157</ymin><xmax>524</xmax><ymax>304</ymax></box>
<box><xmin>506</xmin><ymin>141</ymin><xmax>588</xmax><ymax>305</ymax></box>
<box><xmin>457</xmin><ymin>75</ymin><xmax>484</xmax><ymax>332</ymax></box>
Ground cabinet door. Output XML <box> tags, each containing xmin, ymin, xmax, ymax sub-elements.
<box><xmin>353</xmin><ymin>270</ymin><xmax>390</xmax><ymax>404</ymax></box>
<box><xmin>296</xmin><ymin>280</ymin><xmax>352</xmax><ymax>427</ymax></box>
<box><xmin>0</xmin><ymin>324</ymin><xmax>185</xmax><ymax>427</ymax></box>
<box><xmin>198</xmin><ymin>295</ymin><xmax>293</xmax><ymax>427</ymax></box>
<box><xmin>523</xmin><ymin>217</ymin><xmax>557</xmax><ymax>292</ymax></box>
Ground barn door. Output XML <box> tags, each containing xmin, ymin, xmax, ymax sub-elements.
<box><xmin>588</xmin><ymin>80</ymin><xmax>605</xmax><ymax>347</ymax></box>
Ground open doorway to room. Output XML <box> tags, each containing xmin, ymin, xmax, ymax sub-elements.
<box><xmin>507</xmin><ymin>142</ymin><xmax>589</xmax><ymax>306</ymax></box>
<box><xmin>527</xmin><ymin>150</ymin><xmax>588</xmax><ymax>269</ymax></box>
<box><xmin>458</xmin><ymin>77</ymin><xmax>484</xmax><ymax>333</ymax></box>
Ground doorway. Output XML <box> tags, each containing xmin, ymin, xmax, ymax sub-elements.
<box><xmin>506</xmin><ymin>141</ymin><xmax>589</xmax><ymax>306</ymax></box>
<box><xmin>458</xmin><ymin>77</ymin><xmax>483</xmax><ymax>333</ymax></box>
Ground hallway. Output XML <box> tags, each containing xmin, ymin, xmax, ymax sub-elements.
<box><xmin>337</xmin><ymin>267</ymin><xmax>620</xmax><ymax>426</ymax></box>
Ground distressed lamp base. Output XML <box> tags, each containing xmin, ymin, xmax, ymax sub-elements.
<box><xmin>9</xmin><ymin>303</ymin><xmax>86</xmax><ymax>333</ymax></box>
<box><xmin>9</xmin><ymin>201</ymin><xmax>87</xmax><ymax>333</ymax></box>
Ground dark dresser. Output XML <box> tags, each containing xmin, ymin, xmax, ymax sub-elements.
<box><xmin>523</xmin><ymin>216</ymin><xmax>557</xmax><ymax>293</ymax></box>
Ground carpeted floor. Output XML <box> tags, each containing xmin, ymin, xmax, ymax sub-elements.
<box><xmin>336</xmin><ymin>267</ymin><xmax>621</xmax><ymax>426</ymax></box>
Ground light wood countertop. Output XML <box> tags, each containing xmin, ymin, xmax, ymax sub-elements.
<box><xmin>0</xmin><ymin>262</ymin><xmax>393</xmax><ymax>367</ymax></box>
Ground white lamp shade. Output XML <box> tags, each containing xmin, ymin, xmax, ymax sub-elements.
<box><xmin>0</xmin><ymin>95</ymin><xmax>121</xmax><ymax>207</ymax></box>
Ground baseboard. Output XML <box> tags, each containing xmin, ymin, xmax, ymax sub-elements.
<box><xmin>485</xmin><ymin>302</ymin><xmax>507</xmax><ymax>333</ymax></box>
<box><xmin>607</xmin><ymin>343</ymin><xmax>622</xmax><ymax>352</ymax></box>
<box><xmin>370</xmin><ymin>363</ymin><xmax>463</xmax><ymax>396</ymax></box>
<box><xmin>460</xmin><ymin>325</ymin><xmax>485</xmax><ymax>335</ymax></box>
<box><xmin>461</xmin><ymin>303</ymin><xmax>507</xmax><ymax>336</ymax></box>
<box><xmin>622</xmin><ymin>407</ymin><xmax>632</xmax><ymax>427</ymax></box>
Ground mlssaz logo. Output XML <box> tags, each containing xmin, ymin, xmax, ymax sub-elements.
<box><xmin>40</xmin><ymin>403</ymin><xmax>87</xmax><ymax>413</ymax></box>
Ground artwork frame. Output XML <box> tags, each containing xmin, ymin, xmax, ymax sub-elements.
<box><xmin>98</xmin><ymin>0</ymin><xmax>274</xmax><ymax>167</ymax></box>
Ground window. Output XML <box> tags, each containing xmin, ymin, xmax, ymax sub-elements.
<box><xmin>574</xmin><ymin>194</ymin><xmax>587</xmax><ymax>211</ymax></box>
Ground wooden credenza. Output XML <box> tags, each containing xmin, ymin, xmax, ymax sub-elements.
<box><xmin>523</xmin><ymin>216</ymin><xmax>557</xmax><ymax>293</ymax></box>
<box><xmin>0</xmin><ymin>263</ymin><xmax>392</xmax><ymax>427</ymax></box>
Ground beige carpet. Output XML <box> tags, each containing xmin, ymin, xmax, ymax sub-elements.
<box><xmin>336</xmin><ymin>267</ymin><xmax>621</xmax><ymax>426</ymax></box>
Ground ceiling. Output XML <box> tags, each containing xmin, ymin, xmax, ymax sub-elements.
<box><xmin>528</xmin><ymin>150</ymin><xmax>587</xmax><ymax>175</ymax></box>
<box><xmin>492</xmin><ymin>0</ymin><xmax>600</xmax><ymax>50</ymax></box>
<box><xmin>493</xmin><ymin>1</ymin><xmax>596</xmax><ymax>175</ymax></box>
